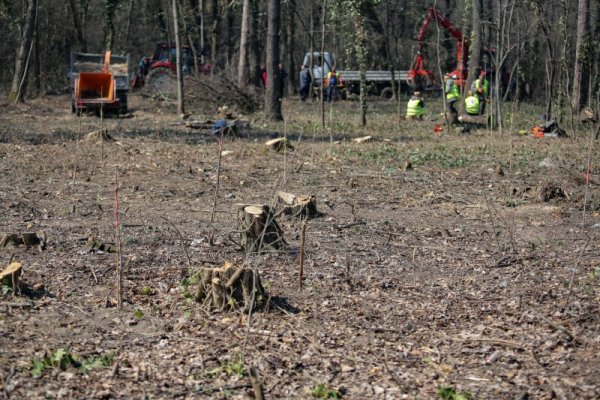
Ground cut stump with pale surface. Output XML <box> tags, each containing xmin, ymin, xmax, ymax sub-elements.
<box><xmin>236</xmin><ymin>204</ymin><xmax>285</xmax><ymax>252</ymax></box>
<box><xmin>277</xmin><ymin>191</ymin><xmax>318</xmax><ymax>218</ymax></box>
<box><xmin>193</xmin><ymin>262</ymin><xmax>266</xmax><ymax>312</ymax></box>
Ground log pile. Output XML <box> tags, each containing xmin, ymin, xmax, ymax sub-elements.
<box><xmin>193</xmin><ymin>262</ymin><xmax>266</xmax><ymax>312</ymax></box>
<box><xmin>236</xmin><ymin>205</ymin><xmax>285</xmax><ymax>252</ymax></box>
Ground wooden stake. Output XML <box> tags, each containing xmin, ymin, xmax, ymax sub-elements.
<box><xmin>299</xmin><ymin>219</ymin><xmax>307</xmax><ymax>291</ymax></box>
<box><xmin>249</xmin><ymin>366</ymin><xmax>265</xmax><ymax>400</ymax></box>
<box><xmin>209</xmin><ymin>130</ymin><xmax>224</xmax><ymax>244</ymax></box>
<box><xmin>114</xmin><ymin>169</ymin><xmax>123</xmax><ymax>309</ymax></box>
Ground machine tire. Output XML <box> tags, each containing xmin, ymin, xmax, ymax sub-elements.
<box><xmin>145</xmin><ymin>67</ymin><xmax>176</xmax><ymax>94</ymax></box>
<box><xmin>379</xmin><ymin>87</ymin><xmax>394</xmax><ymax>100</ymax></box>
<box><xmin>118</xmin><ymin>92</ymin><xmax>128</xmax><ymax>114</ymax></box>
<box><xmin>71</xmin><ymin>100</ymin><xmax>76</xmax><ymax>113</ymax></box>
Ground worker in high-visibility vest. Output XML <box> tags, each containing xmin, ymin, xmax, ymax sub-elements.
<box><xmin>406</xmin><ymin>91</ymin><xmax>426</xmax><ymax>120</ymax></box>
<box><xmin>464</xmin><ymin>90</ymin><xmax>480</xmax><ymax>115</ymax></box>
<box><xmin>445</xmin><ymin>73</ymin><xmax>460</xmax><ymax>119</ymax></box>
<box><xmin>471</xmin><ymin>70</ymin><xmax>489</xmax><ymax>114</ymax></box>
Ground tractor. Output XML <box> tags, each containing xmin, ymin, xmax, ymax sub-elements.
<box><xmin>131</xmin><ymin>42</ymin><xmax>210</xmax><ymax>90</ymax></box>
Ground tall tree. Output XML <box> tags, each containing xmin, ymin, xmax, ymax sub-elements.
<box><xmin>265</xmin><ymin>0</ymin><xmax>283</xmax><ymax>121</ymax></box>
<box><xmin>285</xmin><ymin>0</ymin><xmax>297</xmax><ymax>95</ymax></box>
<box><xmin>9</xmin><ymin>0</ymin><xmax>37</xmax><ymax>102</ymax></box>
<box><xmin>173</xmin><ymin>0</ymin><xmax>185</xmax><ymax>115</ymax></box>
<box><xmin>238</xmin><ymin>0</ymin><xmax>251</xmax><ymax>86</ymax></box>
<box><xmin>248</xmin><ymin>0</ymin><xmax>261</xmax><ymax>87</ymax></box>
<box><xmin>466</xmin><ymin>0</ymin><xmax>482</xmax><ymax>93</ymax></box>
<box><xmin>104</xmin><ymin>0</ymin><xmax>119</xmax><ymax>50</ymax></box>
<box><xmin>571</xmin><ymin>0</ymin><xmax>590</xmax><ymax>113</ymax></box>
<box><xmin>67</xmin><ymin>0</ymin><xmax>87</xmax><ymax>52</ymax></box>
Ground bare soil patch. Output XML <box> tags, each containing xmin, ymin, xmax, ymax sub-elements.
<box><xmin>0</xmin><ymin>95</ymin><xmax>599</xmax><ymax>399</ymax></box>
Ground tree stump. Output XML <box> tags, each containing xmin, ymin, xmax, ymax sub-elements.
<box><xmin>265</xmin><ymin>138</ymin><xmax>293</xmax><ymax>152</ymax></box>
<box><xmin>277</xmin><ymin>191</ymin><xmax>318</xmax><ymax>218</ymax></box>
<box><xmin>236</xmin><ymin>205</ymin><xmax>285</xmax><ymax>252</ymax></box>
<box><xmin>193</xmin><ymin>262</ymin><xmax>266</xmax><ymax>312</ymax></box>
<box><xmin>0</xmin><ymin>262</ymin><xmax>22</xmax><ymax>294</ymax></box>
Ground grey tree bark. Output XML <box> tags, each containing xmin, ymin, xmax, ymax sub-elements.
<box><xmin>104</xmin><ymin>0</ymin><xmax>118</xmax><ymax>50</ymax></box>
<box><xmin>67</xmin><ymin>0</ymin><xmax>87</xmax><ymax>52</ymax></box>
<box><xmin>173</xmin><ymin>0</ymin><xmax>185</xmax><ymax>115</ymax></box>
<box><xmin>265</xmin><ymin>0</ymin><xmax>283</xmax><ymax>121</ymax></box>
<box><xmin>9</xmin><ymin>0</ymin><xmax>37</xmax><ymax>102</ymax></box>
<box><xmin>237</xmin><ymin>0</ymin><xmax>251</xmax><ymax>86</ymax></box>
<box><xmin>285</xmin><ymin>0</ymin><xmax>297</xmax><ymax>95</ymax></box>
<box><xmin>571</xmin><ymin>0</ymin><xmax>590</xmax><ymax>112</ymax></box>
<box><xmin>466</xmin><ymin>0</ymin><xmax>482</xmax><ymax>93</ymax></box>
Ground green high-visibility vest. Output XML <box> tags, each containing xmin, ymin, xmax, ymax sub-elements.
<box><xmin>474</xmin><ymin>78</ymin><xmax>489</xmax><ymax>96</ymax></box>
<box><xmin>465</xmin><ymin>95</ymin><xmax>480</xmax><ymax>115</ymax></box>
<box><xmin>406</xmin><ymin>99</ymin><xmax>425</xmax><ymax>117</ymax></box>
<box><xmin>446</xmin><ymin>81</ymin><xmax>460</xmax><ymax>101</ymax></box>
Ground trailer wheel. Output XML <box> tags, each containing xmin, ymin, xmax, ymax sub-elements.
<box><xmin>380</xmin><ymin>87</ymin><xmax>395</xmax><ymax>100</ymax></box>
<box><xmin>118</xmin><ymin>92</ymin><xmax>128</xmax><ymax>114</ymax></box>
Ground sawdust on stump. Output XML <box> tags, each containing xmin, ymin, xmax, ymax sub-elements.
<box><xmin>193</xmin><ymin>262</ymin><xmax>266</xmax><ymax>312</ymax></box>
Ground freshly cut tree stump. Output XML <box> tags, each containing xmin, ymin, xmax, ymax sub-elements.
<box><xmin>265</xmin><ymin>138</ymin><xmax>293</xmax><ymax>152</ymax></box>
<box><xmin>193</xmin><ymin>262</ymin><xmax>266</xmax><ymax>312</ymax></box>
<box><xmin>236</xmin><ymin>205</ymin><xmax>285</xmax><ymax>252</ymax></box>
<box><xmin>277</xmin><ymin>191</ymin><xmax>318</xmax><ymax>218</ymax></box>
<box><xmin>85</xmin><ymin>129</ymin><xmax>113</xmax><ymax>142</ymax></box>
<box><xmin>0</xmin><ymin>262</ymin><xmax>22</xmax><ymax>293</ymax></box>
<box><xmin>0</xmin><ymin>231</ymin><xmax>46</xmax><ymax>252</ymax></box>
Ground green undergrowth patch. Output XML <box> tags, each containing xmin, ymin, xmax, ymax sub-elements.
<box><xmin>30</xmin><ymin>349</ymin><xmax>116</xmax><ymax>377</ymax></box>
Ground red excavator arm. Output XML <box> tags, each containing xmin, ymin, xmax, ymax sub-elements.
<box><xmin>408</xmin><ymin>7</ymin><xmax>470</xmax><ymax>90</ymax></box>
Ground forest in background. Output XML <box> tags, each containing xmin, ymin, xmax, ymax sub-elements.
<box><xmin>1</xmin><ymin>0</ymin><xmax>599</xmax><ymax>118</ymax></box>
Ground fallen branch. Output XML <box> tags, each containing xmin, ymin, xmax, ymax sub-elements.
<box><xmin>457</xmin><ymin>337</ymin><xmax>524</xmax><ymax>349</ymax></box>
<box><xmin>529</xmin><ymin>308</ymin><xmax>575</xmax><ymax>342</ymax></box>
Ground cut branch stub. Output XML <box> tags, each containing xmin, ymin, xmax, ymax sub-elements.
<box><xmin>236</xmin><ymin>204</ymin><xmax>285</xmax><ymax>253</ymax></box>
<box><xmin>193</xmin><ymin>261</ymin><xmax>266</xmax><ymax>312</ymax></box>
<box><xmin>277</xmin><ymin>191</ymin><xmax>318</xmax><ymax>218</ymax></box>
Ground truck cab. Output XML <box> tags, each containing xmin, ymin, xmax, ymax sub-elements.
<box><xmin>302</xmin><ymin>52</ymin><xmax>335</xmax><ymax>83</ymax></box>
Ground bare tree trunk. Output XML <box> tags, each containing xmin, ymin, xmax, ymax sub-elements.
<box><xmin>248</xmin><ymin>0</ymin><xmax>260</xmax><ymax>87</ymax></box>
<box><xmin>226</xmin><ymin>4</ymin><xmax>234</xmax><ymax>68</ymax></box>
<box><xmin>104</xmin><ymin>0</ymin><xmax>118</xmax><ymax>50</ymax></box>
<box><xmin>9</xmin><ymin>0</ymin><xmax>37</xmax><ymax>102</ymax></box>
<box><xmin>67</xmin><ymin>0</ymin><xmax>87</xmax><ymax>51</ymax></box>
<box><xmin>210</xmin><ymin>0</ymin><xmax>219</xmax><ymax>73</ymax></box>
<box><xmin>238</xmin><ymin>0</ymin><xmax>251</xmax><ymax>86</ymax></box>
<box><xmin>285</xmin><ymin>0</ymin><xmax>297</xmax><ymax>95</ymax></box>
<box><xmin>173</xmin><ymin>0</ymin><xmax>185</xmax><ymax>115</ymax></box>
<box><xmin>466</xmin><ymin>0</ymin><xmax>482</xmax><ymax>92</ymax></box>
<box><xmin>124</xmin><ymin>0</ymin><xmax>135</xmax><ymax>44</ymax></box>
<box><xmin>571</xmin><ymin>0</ymin><xmax>590</xmax><ymax>112</ymax></box>
<box><xmin>355</xmin><ymin>15</ymin><xmax>368</xmax><ymax>127</ymax></box>
<box><xmin>320</xmin><ymin>0</ymin><xmax>326</xmax><ymax>127</ymax></box>
<box><xmin>265</xmin><ymin>0</ymin><xmax>283</xmax><ymax>121</ymax></box>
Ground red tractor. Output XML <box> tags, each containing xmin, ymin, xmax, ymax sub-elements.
<box><xmin>407</xmin><ymin>7</ymin><xmax>496</xmax><ymax>90</ymax></box>
<box><xmin>131</xmin><ymin>43</ymin><xmax>211</xmax><ymax>89</ymax></box>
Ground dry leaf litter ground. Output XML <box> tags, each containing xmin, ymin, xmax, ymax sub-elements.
<box><xmin>0</xmin><ymin>93</ymin><xmax>599</xmax><ymax>399</ymax></box>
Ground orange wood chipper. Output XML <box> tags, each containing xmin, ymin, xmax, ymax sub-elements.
<box><xmin>70</xmin><ymin>51</ymin><xmax>130</xmax><ymax>114</ymax></box>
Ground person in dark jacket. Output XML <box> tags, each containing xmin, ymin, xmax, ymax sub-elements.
<box><xmin>299</xmin><ymin>64</ymin><xmax>311</xmax><ymax>102</ymax></box>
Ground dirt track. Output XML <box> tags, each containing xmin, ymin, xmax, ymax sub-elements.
<box><xmin>1</xmin><ymin>94</ymin><xmax>599</xmax><ymax>399</ymax></box>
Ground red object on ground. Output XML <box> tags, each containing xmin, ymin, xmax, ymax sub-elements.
<box><xmin>434</xmin><ymin>124</ymin><xmax>443</xmax><ymax>134</ymax></box>
<box><xmin>532</xmin><ymin>126</ymin><xmax>544</xmax><ymax>138</ymax></box>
